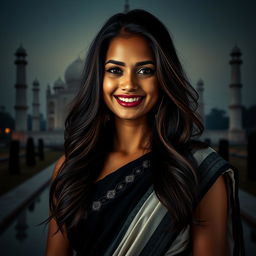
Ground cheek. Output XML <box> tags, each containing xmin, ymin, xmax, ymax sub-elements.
<box><xmin>103</xmin><ymin>78</ymin><xmax>115</xmax><ymax>108</ymax></box>
<box><xmin>146</xmin><ymin>78</ymin><xmax>159</xmax><ymax>101</ymax></box>
<box><xmin>103</xmin><ymin>78</ymin><xmax>116</xmax><ymax>96</ymax></box>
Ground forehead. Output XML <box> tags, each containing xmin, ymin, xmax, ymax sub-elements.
<box><xmin>105</xmin><ymin>35</ymin><xmax>154</xmax><ymax>60</ymax></box>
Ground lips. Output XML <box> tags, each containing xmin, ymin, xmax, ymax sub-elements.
<box><xmin>114</xmin><ymin>95</ymin><xmax>144</xmax><ymax>107</ymax></box>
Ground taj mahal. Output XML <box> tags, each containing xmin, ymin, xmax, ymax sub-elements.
<box><xmin>12</xmin><ymin>43</ymin><xmax>246</xmax><ymax>146</ymax></box>
<box><xmin>12</xmin><ymin>48</ymin><xmax>86</xmax><ymax>145</ymax></box>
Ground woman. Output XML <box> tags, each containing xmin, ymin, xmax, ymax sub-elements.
<box><xmin>45</xmin><ymin>9</ymin><xmax>244</xmax><ymax>256</ymax></box>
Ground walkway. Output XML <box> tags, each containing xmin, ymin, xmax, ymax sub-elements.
<box><xmin>0</xmin><ymin>162</ymin><xmax>54</xmax><ymax>233</ymax></box>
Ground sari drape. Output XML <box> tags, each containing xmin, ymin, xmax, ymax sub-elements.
<box><xmin>70</xmin><ymin>146</ymin><xmax>244</xmax><ymax>255</ymax></box>
<box><xmin>102</xmin><ymin>147</ymin><xmax>244</xmax><ymax>256</ymax></box>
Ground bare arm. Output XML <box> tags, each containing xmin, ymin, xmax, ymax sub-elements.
<box><xmin>45</xmin><ymin>156</ymin><xmax>73</xmax><ymax>256</ymax></box>
<box><xmin>191</xmin><ymin>175</ymin><xmax>229</xmax><ymax>256</ymax></box>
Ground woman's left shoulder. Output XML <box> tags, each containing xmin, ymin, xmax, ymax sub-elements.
<box><xmin>191</xmin><ymin>173</ymin><xmax>229</xmax><ymax>255</ymax></box>
<box><xmin>190</xmin><ymin>145</ymin><xmax>238</xmax><ymax>200</ymax></box>
<box><xmin>189</xmin><ymin>144</ymin><xmax>245</xmax><ymax>255</ymax></box>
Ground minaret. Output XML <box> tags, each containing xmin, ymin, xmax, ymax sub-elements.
<box><xmin>14</xmin><ymin>45</ymin><xmax>28</xmax><ymax>132</ymax></box>
<box><xmin>46</xmin><ymin>84</ymin><xmax>55</xmax><ymax>131</ymax></box>
<box><xmin>124</xmin><ymin>0</ymin><xmax>130</xmax><ymax>13</ymax></box>
<box><xmin>228</xmin><ymin>46</ymin><xmax>245</xmax><ymax>144</ymax></box>
<box><xmin>196</xmin><ymin>79</ymin><xmax>205</xmax><ymax>126</ymax></box>
<box><xmin>46</xmin><ymin>84</ymin><xmax>51</xmax><ymax>97</ymax></box>
<box><xmin>32</xmin><ymin>79</ymin><xmax>40</xmax><ymax>131</ymax></box>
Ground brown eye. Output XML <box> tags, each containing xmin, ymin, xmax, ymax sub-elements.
<box><xmin>106</xmin><ymin>67</ymin><xmax>123</xmax><ymax>75</ymax></box>
<box><xmin>137</xmin><ymin>68</ymin><xmax>155</xmax><ymax>75</ymax></box>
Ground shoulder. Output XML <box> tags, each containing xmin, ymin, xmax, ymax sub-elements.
<box><xmin>189</xmin><ymin>144</ymin><xmax>243</xmax><ymax>254</ymax></box>
<box><xmin>190</xmin><ymin>146</ymin><xmax>230</xmax><ymax>254</ymax></box>
<box><xmin>193</xmin><ymin>174</ymin><xmax>228</xmax><ymax>219</ymax></box>
<box><xmin>51</xmin><ymin>155</ymin><xmax>66</xmax><ymax>181</ymax></box>
<box><xmin>190</xmin><ymin>145</ymin><xmax>230</xmax><ymax>204</ymax></box>
<box><xmin>190</xmin><ymin>145</ymin><xmax>233</xmax><ymax>199</ymax></box>
<box><xmin>191</xmin><ymin>174</ymin><xmax>229</xmax><ymax>255</ymax></box>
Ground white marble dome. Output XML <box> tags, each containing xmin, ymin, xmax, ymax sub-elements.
<box><xmin>64</xmin><ymin>57</ymin><xmax>84</xmax><ymax>90</ymax></box>
<box><xmin>53</xmin><ymin>77</ymin><xmax>65</xmax><ymax>89</ymax></box>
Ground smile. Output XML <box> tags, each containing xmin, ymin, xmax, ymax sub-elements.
<box><xmin>114</xmin><ymin>95</ymin><xmax>144</xmax><ymax>107</ymax></box>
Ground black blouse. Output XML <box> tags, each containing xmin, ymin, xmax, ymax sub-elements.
<box><xmin>67</xmin><ymin>152</ymin><xmax>153</xmax><ymax>256</ymax></box>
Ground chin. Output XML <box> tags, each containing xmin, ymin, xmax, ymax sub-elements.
<box><xmin>116</xmin><ymin>113</ymin><xmax>145</xmax><ymax>121</ymax></box>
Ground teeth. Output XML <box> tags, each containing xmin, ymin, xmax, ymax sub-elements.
<box><xmin>117</xmin><ymin>97</ymin><xmax>141</xmax><ymax>103</ymax></box>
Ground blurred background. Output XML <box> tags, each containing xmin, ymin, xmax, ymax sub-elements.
<box><xmin>0</xmin><ymin>0</ymin><xmax>255</xmax><ymax>255</ymax></box>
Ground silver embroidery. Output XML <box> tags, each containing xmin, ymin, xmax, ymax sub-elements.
<box><xmin>92</xmin><ymin>201</ymin><xmax>101</xmax><ymax>211</ymax></box>
<box><xmin>125</xmin><ymin>174</ymin><xmax>135</xmax><ymax>183</ymax></box>
<box><xmin>106</xmin><ymin>190</ymin><xmax>116</xmax><ymax>199</ymax></box>
<box><xmin>117</xmin><ymin>183</ymin><xmax>124</xmax><ymax>190</ymax></box>
<box><xmin>142</xmin><ymin>159</ymin><xmax>150</xmax><ymax>168</ymax></box>
<box><xmin>91</xmin><ymin>158</ymin><xmax>150</xmax><ymax>211</ymax></box>
<box><xmin>135</xmin><ymin>168</ymin><xmax>141</xmax><ymax>174</ymax></box>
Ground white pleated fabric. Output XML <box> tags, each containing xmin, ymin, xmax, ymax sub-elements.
<box><xmin>113</xmin><ymin>190</ymin><xmax>167</xmax><ymax>256</ymax></box>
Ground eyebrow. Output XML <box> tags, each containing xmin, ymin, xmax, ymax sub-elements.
<box><xmin>105</xmin><ymin>60</ymin><xmax>155</xmax><ymax>67</ymax></box>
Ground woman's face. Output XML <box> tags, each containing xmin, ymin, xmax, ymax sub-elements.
<box><xmin>103</xmin><ymin>34</ymin><xmax>159</xmax><ymax>121</ymax></box>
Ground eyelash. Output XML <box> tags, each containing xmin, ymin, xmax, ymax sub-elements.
<box><xmin>105</xmin><ymin>67</ymin><xmax>155</xmax><ymax>76</ymax></box>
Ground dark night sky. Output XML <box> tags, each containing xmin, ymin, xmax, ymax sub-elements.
<box><xmin>1</xmin><ymin>0</ymin><xmax>255</xmax><ymax>118</ymax></box>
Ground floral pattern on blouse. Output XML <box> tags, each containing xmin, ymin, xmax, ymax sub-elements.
<box><xmin>91</xmin><ymin>159</ymin><xmax>151</xmax><ymax>211</ymax></box>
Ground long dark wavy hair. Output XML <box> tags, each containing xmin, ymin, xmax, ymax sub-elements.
<box><xmin>47</xmin><ymin>9</ymin><xmax>208</xmax><ymax>235</ymax></box>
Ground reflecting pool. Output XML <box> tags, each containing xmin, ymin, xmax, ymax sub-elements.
<box><xmin>0</xmin><ymin>185</ymin><xmax>256</xmax><ymax>255</ymax></box>
<box><xmin>0</xmin><ymin>186</ymin><xmax>49</xmax><ymax>256</ymax></box>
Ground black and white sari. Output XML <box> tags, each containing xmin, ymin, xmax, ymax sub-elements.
<box><xmin>68</xmin><ymin>147</ymin><xmax>244</xmax><ymax>256</ymax></box>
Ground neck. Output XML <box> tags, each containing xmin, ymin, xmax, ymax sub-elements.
<box><xmin>112</xmin><ymin>116</ymin><xmax>152</xmax><ymax>155</ymax></box>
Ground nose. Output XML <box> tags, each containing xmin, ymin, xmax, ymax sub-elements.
<box><xmin>120</xmin><ymin>71</ymin><xmax>138</xmax><ymax>92</ymax></box>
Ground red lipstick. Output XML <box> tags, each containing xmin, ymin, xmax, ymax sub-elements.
<box><xmin>114</xmin><ymin>95</ymin><xmax>144</xmax><ymax>107</ymax></box>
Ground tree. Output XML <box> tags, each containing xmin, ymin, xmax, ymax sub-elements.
<box><xmin>242</xmin><ymin>105</ymin><xmax>256</xmax><ymax>132</ymax></box>
<box><xmin>205</xmin><ymin>108</ymin><xmax>229</xmax><ymax>130</ymax></box>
